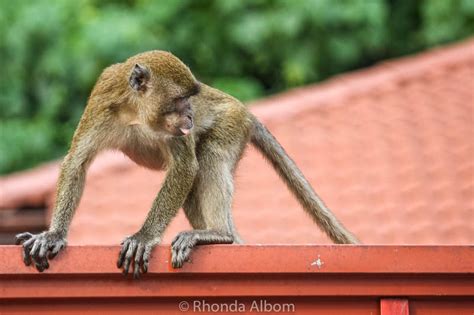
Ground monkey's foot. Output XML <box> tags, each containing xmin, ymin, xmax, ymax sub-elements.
<box><xmin>171</xmin><ymin>230</ymin><xmax>235</xmax><ymax>268</ymax></box>
<box><xmin>117</xmin><ymin>233</ymin><xmax>159</xmax><ymax>279</ymax></box>
<box><xmin>171</xmin><ymin>231</ymin><xmax>198</xmax><ymax>268</ymax></box>
<box><xmin>15</xmin><ymin>231</ymin><xmax>67</xmax><ymax>272</ymax></box>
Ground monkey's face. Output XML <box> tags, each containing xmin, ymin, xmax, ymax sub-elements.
<box><xmin>127</xmin><ymin>52</ymin><xmax>200</xmax><ymax>137</ymax></box>
<box><xmin>159</xmin><ymin>95</ymin><xmax>196</xmax><ymax>136</ymax></box>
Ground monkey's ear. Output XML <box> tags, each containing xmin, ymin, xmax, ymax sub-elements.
<box><xmin>129</xmin><ymin>64</ymin><xmax>150</xmax><ymax>91</ymax></box>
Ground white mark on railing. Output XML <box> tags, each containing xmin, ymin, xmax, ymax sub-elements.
<box><xmin>311</xmin><ymin>255</ymin><xmax>324</xmax><ymax>269</ymax></box>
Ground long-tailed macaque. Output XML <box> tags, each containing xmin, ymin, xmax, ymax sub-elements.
<box><xmin>16</xmin><ymin>51</ymin><xmax>359</xmax><ymax>279</ymax></box>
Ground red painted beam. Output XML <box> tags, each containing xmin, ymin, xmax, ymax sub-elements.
<box><xmin>1</xmin><ymin>245</ymin><xmax>472</xmax><ymax>275</ymax></box>
<box><xmin>1</xmin><ymin>245</ymin><xmax>473</xmax><ymax>314</ymax></box>
<box><xmin>381</xmin><ymin>299</ymin><xmax>409</xmax><ymax>315</ymax></box>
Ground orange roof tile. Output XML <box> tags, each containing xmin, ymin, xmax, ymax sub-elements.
<box><xmin>1</xmin><ymin>39</ymin><xmax>473</xmax><ymax>245</ymax></box>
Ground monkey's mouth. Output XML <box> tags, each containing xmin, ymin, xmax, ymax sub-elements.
<box><xmin>176</xmin><ymin>115</ymin><xmax>193</xmax><ymax>136</ymax></box>
<box><xmin>172</xmin><ymin>113</ymin><xmax>193</xmax><ymax>137</ymax></box>
<box><xmin>179</xmin><ymin>127</ymin><xmax>193</xmax><ymax>136</ymax></box>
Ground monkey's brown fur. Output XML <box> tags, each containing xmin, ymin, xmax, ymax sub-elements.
<box><xmin>16</xmin><ymin>51</ymin><xmax>359</xmax><ymax>278</ymax></box>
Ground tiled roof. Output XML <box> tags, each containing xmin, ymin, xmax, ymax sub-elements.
<box><xmin>1</xmin><ymin>39</ymin><xmax>473</xmax><ymax>245</ymax></box>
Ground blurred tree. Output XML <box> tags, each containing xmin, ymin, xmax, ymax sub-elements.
<box><xmin>0</xmin><ymin>0</ymin><xmax>472</xmax><ymax>174</ymax></box>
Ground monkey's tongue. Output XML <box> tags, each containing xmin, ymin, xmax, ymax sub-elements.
<box><xmin>180</xmin><ymin>128</ymin><xmax>192</xmax><ymax>135</ymax></box>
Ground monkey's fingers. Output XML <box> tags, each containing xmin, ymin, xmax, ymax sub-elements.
<box><xmin>171</xmin><ymin>234</ymin><xmax>196</xmax><ymax>269</ymax></box>
<box><xmin>122</xmin><ymin>239</ymin><xmax>137</xmax><ymax>275</ymax></box>
<box><xmin>172</xmin><ymin>245</ymin><xmax>193</xmax><ymax>269</ymax></box>
<box><xmin>171</xmin><ymin>245</ymin><xmax>180</xmax><ymax>267</ymax></box>
<box><xmin>170</xmin><ymin>235</ymin><xmax>180</xmax><ymax>247</ymax></box>
<box><xmin>133</xmin><ymin>244</ymin><xmax>145</xmax><ymax>280</ymax></box>
<box><xmin>21</xmin><ymin>236</ymin><xmax>36</xmax><ymax>249</ymax></box>
<box><xmin>22</xmin><ymin>245</ymin><xmax>33</xmax><ymax>266</ymax></box>
<box><xmin>117</xmin><ymin>238</ymin><xmax>131</xmax><ymax>268</ymax></box>
<box><xmin>47</xmin><ymin>242</ymin><xmax>65</xmax><ymax>260</ymax></box>
<box><xmin>30</xmin><ymin>240</ymin><xmax>50</xmax><ymax>272</ymax></box>
<box><xmin>15</xmin><ymin>232</ymin><xmax>33</xmax><ymax>245</ymax></box>
<box><xmin>33</xmin><ymin>256</ymin><xmax>49</xmax><ymax>272</ymax></box>
<box><xmin>21</xmin><ymin>235</ymin><xmax>39</xmax><ymax>266</ymax></box>
<box><xmin>141</xmin><ymin>246</ymin><xmax>152</xmax><ymax>274</ymax></box>
<box><xmin>38</xmin><ymin>241</ymin><xmax>49</xmax><ymax>259</ymax></box>
<box><xmin>171</xmin><ymin>232</ymin><xmax>189</xmax><ymax>249</ymax></box>
<box><xmin>29</xmin><ymin>239</ymin><xmax>42</xmax><ymax>258</ymax></box>
<box><xmin>172</xmin><ymin>248</ymin><xmax>189</xmax><ymax>268</ymax></box>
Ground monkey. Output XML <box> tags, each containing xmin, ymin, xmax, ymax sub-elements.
<box><xmin>16</xmin><ymin>51</ymin><xmax>359</xmax><ymax>279</ymax></box>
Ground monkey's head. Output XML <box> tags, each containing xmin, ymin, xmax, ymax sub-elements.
<box><xmin>126</xmin><ymin>51</ymin><xmax>200</xmax><ymax>137</ymax></box>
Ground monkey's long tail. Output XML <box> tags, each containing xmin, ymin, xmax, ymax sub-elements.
<box><xmin>250</xmin><ymin>116</ymin><xmax>359</xmax><ymax>244</ymax></box>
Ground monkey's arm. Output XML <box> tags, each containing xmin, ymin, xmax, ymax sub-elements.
<box><xmin>15</xmin><ymin>119</ymin><xmax>103</xmax><ymax>271</ymax></box>
<box><xmin>117</xmin><ymin>136</ymin><xmax>198</xmax><ymax>278</ymax></box>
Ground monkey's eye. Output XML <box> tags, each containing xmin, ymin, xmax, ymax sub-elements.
<box><xmin>161</xmin><ymin>108</ymin><xmax>175</xmax><ymax>115</ymax></box>
<box><xmin>175</xmin><ymin>96</ymin><xmax>188</xmax><ymax>102</ymax></box>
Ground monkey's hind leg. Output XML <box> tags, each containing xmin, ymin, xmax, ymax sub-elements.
<box><xmin>171</xmin><ymin>150</ymin><xmax>242</xmax><ymax>268</ymax></box>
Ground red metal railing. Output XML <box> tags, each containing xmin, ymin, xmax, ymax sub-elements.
<box><xmin>1</xmin><ymin>245</ymin><xmax>473</xmax><ymax>314</ymax></box>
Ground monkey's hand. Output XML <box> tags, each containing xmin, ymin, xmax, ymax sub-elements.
<box><xmin>117</xmin><ymin>232</ymin><xmax>160</xmax><ymax>279</ymax></box>
<box><xmin>15</xmin><ymin>231</ymin><xmax>67</xmax><ymax>272</ymax></box>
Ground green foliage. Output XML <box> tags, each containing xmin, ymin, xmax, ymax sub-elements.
<box><xmin>0</xmin><ymin>0</ymin><xmax>472</xmax><ymax>174</ymax></box>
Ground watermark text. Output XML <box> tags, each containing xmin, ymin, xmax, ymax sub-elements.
<box><xmin>178</xmin><ymin>299</ymin><xmax>295</xmax><ymax>313</ymax></box>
